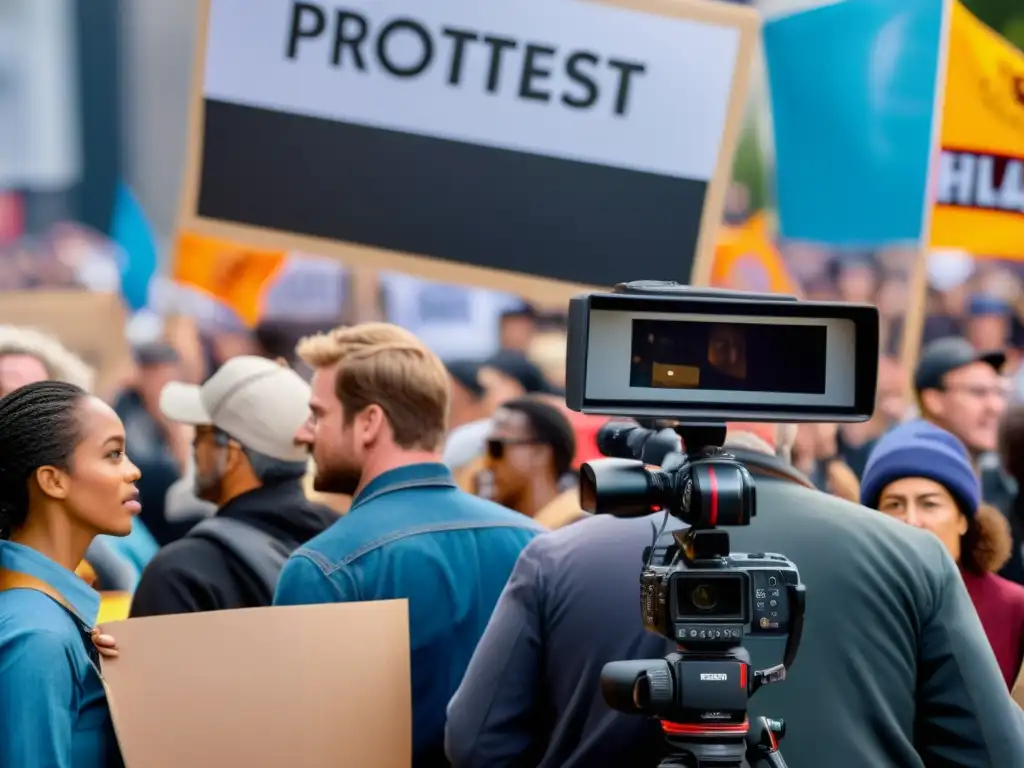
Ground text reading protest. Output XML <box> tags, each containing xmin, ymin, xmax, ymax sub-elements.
<box><xmin>286</xmin><ymin>2</ymin><xmax>648</xmax><ymax>117</ymax></box>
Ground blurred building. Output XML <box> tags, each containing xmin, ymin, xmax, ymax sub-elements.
<box><xmin>2</xmin><ymin>0</ymin><xmax>197</xmax><ymax>260</ymax></box>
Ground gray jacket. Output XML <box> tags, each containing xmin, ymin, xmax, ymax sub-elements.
<box><xmin>446</xmin><ymin>451</ymin><xmax>1024</xmax><ymax>767</ymax></box>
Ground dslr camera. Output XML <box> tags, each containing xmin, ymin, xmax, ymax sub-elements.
<box><xmin>565</xmin><ymin>281</ymin><xmax>878</xmax><ymax>768</ymax></box>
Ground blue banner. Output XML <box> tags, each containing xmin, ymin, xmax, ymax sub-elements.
<box><xmin>109</xmin><ymin>182</ymin><xmax>158</xmax><ymax>311</ymax></box>
<box><xmin>765</xmin><ymin>0</ymin><xmax>945</xmax><ymax>245</ymax></box>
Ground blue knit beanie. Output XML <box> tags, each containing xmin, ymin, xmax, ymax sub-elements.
<box><xmin>860</xmin><ymin>419</ymin><xmax>980</xmax><ymax>517</ymax></box>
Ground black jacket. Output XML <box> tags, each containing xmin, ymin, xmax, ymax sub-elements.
<box><xmin>130</xmin><ymin>480</ymin><xmax>337</xmax><ymax>617</ymax></box>
<box><xmin>980</xmin><ymin>459</ymin><xmax>1024</xmax><ymax>585</ymax></box>
<box><xmin>446</xmin><ymin>449</ymin><xmax>1024</xmax><ymax>768</ymax></box>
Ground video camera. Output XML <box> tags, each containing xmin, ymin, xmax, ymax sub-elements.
<box><xmin>565</xmin><ymin>281</ymin><xmax>878</xmax><ymax>768</ymax></box>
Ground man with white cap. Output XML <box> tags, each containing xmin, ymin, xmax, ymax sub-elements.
<box><xmin>130</xmin><ymin>357</ymin><xmax>337</xmax><ymax>617</ymax></box>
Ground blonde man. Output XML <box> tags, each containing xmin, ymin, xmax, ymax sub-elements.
<box><xmin>272</xmin><ymin>323</ymin><xmax>542</xmax><ymax>766</ymax></box>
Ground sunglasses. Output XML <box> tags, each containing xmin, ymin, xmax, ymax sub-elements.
<box><xmin>486</xmin><ymin>438</ymin><xmax>541</xmax><ymax>461</ymax></box>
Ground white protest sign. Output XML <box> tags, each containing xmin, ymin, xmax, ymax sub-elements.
<box><xmin>181</xmin><ymin>0</ymin><xmax>759</xmax><ymax>306</ymax></box>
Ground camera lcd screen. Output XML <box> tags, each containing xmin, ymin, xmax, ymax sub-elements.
<box><xmin>675</xmin><ymin>575</ymin><xmax>745</xmax><ymax>621</ymax></box>
<box><xmin>568</xmin><ymin>293</ymin><xmax>878</xmax><ymax>422</ymax></box>
<box><xmin>629</xmin><ymin>319</ymin><xmax>827</xmax><ymax>395</ymax></box>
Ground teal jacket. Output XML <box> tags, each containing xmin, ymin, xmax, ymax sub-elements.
<box><xmin>0</xmin><ymin>540</ymin><xmax>122</xmax><ymax>767</ymax></box>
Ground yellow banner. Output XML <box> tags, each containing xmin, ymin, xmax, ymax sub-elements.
<box><xmin>931</xmin><ymin>1</ymin><xmax>1024</xmax><ymax>258</ymax></box>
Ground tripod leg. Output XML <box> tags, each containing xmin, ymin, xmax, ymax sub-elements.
<box><xmin>745</xmin><ymin>716</ymin><xmax>789</xmax><ymax>768</ymax></box>
<box><xmin>746</xmin><ymin>750</ymin><xmax>789</xmax><ymax>768</ymax></box>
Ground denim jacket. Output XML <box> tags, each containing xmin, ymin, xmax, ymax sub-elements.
<box><xmin>274</xmin><ymin>462</ymin><xmax>542</xmax><ymax>762</ymax></box>
<box><xmin>0</xmin><ymin>540</ymin><xmax>123</xmax><ymax>768</ymax></box>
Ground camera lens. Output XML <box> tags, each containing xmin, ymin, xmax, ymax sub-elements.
<box><xmin>691</xmin><ymin>584</ymin><xmax>718</xmax><ymax>611</ymax></box>
<box><xmin>675</xmin><ymin>574</ymin><xmax>745</xmax><ymax>621</ymax></box>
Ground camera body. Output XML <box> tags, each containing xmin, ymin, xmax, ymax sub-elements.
<box><xmin>643</xmin><ymin>548</ymin><xmax>801</xmax><ymax>648</ymax></box>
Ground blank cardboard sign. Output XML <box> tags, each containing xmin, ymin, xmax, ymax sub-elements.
<box><xmin>100</xmin><ymin>601</ymin><xmax>411</xmax><ymax>768</ymax></box>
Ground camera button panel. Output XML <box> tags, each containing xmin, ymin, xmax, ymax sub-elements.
<box><xmin>676</xmin><ymin>624</ymin><xmax>744</xmax><ymax>644</ymax></box>
<box><xmin>752</xmin><ymin>570</ymin><xmax>789</xmax><ymax>632</ymax></box>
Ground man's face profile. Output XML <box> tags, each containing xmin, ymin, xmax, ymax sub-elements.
<box><xmin>303</xmin><ymin>364</ymin><xmax>364</xmax><ymax>496</ymax></box>
<box><xmin>707</xmin><ymin>325</ymin><xmax>747</xmax><ymax>381</ymax></box>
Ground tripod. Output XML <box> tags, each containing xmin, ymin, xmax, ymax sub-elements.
<box><xmin>590</xmin><ymin>423</ymin><xmax>805</xmax><ymax>768</ymax></box>
<box><xmin>658</xmin><ymin>715</ymin><xmax>789</xmax><ymax>767</ymax></box>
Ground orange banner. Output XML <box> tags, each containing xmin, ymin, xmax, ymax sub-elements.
<box><xmin>172</xmin><ymin>232</ymin><xmax>287</xmax><ymax>326</ymax></box>
<box><xmin>711</xmin><ymin>213</ymin><xmax>799</xmax><ymax>296</ymax></box>
<box><xmin>931</xmin><ymin>2</ymin><xmax>1024</xmax><ymax>258</ymax></box>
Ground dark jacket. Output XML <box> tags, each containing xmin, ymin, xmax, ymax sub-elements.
<box><xmin>981</xmin><ymin>458</ymin><xmax>1024</xmax><ymax>585</ymax></box>
<box><xmin>130</xmin><ymin>479</ymin><xmax>337</xmax><ymax>617</ymax></box>
<box><xmin>273</xmin><ymin>462</ymin><xmax>542</xmax><ymax>768</ymax></box>
<box><xmin>446</xmin><ymin>449</ymin><xmax>1024</xmax><ymax>768</ymax></box>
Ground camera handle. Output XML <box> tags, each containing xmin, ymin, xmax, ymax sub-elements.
<box><xmin>752</xmin><ymin>582</ymin><xmax>807</xmax><ymax>695</ymax></box>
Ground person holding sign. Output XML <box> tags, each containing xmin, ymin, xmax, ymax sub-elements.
<box><xmin>0</xmin><ymin>381</ymin><xmax>140</xmax><ymax>768</ymax></box>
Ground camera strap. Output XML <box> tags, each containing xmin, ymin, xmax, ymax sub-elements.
<box><xmin>0</xmin><ymin>568</ymin><xmax>77</xmax><ymax>616</ymax></box>
<box><xmin>0</xmin><ymin>568</ymin><xmax>110</xmax><ymax>685</ymax></box>
<box><xmin>729</xmin><ymin>449</ymin><xmax>815</xmax><ymax>490</ymax></box>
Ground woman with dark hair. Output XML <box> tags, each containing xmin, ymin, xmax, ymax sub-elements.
<box><xmin>0</xmin><ymin>381</ymin><xmax>140</xmax><ymax>767</ymax></box>
<box><xmin>860</xmin><ymin>419</ymin><xmax>1024</xmax><ymax>690</ymax></box>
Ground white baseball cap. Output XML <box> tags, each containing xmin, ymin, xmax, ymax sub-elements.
<box><xmin>160</xmin><ymin>356</ymin><xmax>311</xmax><ymax>462</ymax></box>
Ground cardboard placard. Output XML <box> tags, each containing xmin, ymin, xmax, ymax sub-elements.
<box><xmin>0</xmin><ymin>290</ymin><xmax>132</xmax><ymax>400</ymax></box>
<box><xmin>180</xmin><ymin>0</ymin><xmax>760</xmax><ymax>308</ymax></box>
<box><xmin>100</xmin><ymin>601</ymin><xmax>411</xmax><ymax>767</ymax></box>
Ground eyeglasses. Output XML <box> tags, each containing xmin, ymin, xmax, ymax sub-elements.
<box><xmin>486</xmin><ymin>438</ymin><xmax>541</xmax><ymax>461</ymax></box>
<box><xmin>193</xmin><ymin>428</ymin><xmax>238</xmax><ymax>452</ymax></box>
<box><xmin>941</xmin><ymin>384</ymin><xmax>1008</xmax><ymax>400</ymax></box>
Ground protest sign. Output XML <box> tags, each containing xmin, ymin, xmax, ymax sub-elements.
<box><xmin>180</xmin><ymin>0</ymin><xmax>759</xmax><ymax>306</ymax></box>
<box><xmin>765</xmin><ymin>0</ymin><xmax>947</xmax><ymax>246</ymax></box>
<box><xmin>101</xmin><ymin>600</ymin><xmax>411</xmax><ymax>767</ymax></box>
<box><xmin>930</xmin><ymin>1</ymin><xmax>1024</xmax><ymax>258</ymax></box>
<box><xmin>765</xmin><ymin>0</ymin><xmax>957</xmax><ymax>379</ymax></box>
<box><xmin>0</xmin><ymin>290</ymin><xmax>132</xmax><ymax>400</ymax></box>
<box><xmin>765</xmin><ymin>0</ymin><xmax>1024</xmax><ymax>376</ymax></box>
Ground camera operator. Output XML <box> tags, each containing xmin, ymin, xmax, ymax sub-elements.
<box><xmin>445</xmin><ymin>423</ymin><xmax>1024</xmax><ymax>767</ymax></box>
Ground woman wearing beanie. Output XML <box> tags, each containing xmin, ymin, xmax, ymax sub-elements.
<box><xmin>860</xmin><ymin>419</ymin><xmax>1024</xmax><ymax>690</ymax></box>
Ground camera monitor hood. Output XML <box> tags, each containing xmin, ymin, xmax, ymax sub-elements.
<box><xmin>565</xmin><ymin>281</ymin><xmax>879</xmax><ymax>423</ymax></box>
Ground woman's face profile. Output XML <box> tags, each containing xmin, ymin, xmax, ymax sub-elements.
<box><xmin>54</xmin><ymin>397</ymin><xmax>142</xmax><ymax>537</ymax></box>
<box><xmin>877</xmin><ymin>476</ymin><xmax>968</xmax><ymax>562</ymax></box>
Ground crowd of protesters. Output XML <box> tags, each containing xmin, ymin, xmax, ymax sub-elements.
<box><xmin>3</xmin><ymin>242</ymin><xmax>1024</xmax><ymax>764</ymax></box>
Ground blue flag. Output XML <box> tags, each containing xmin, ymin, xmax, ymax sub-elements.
<box><xmin>764</xmin><ymin>0</ymin><xmax>946</xmax><ymax>245</ymax></box>
<box><xmin>109</xmin><ymin>182</ymin><xmax>158</xmax><ymax>311</ymax></box>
